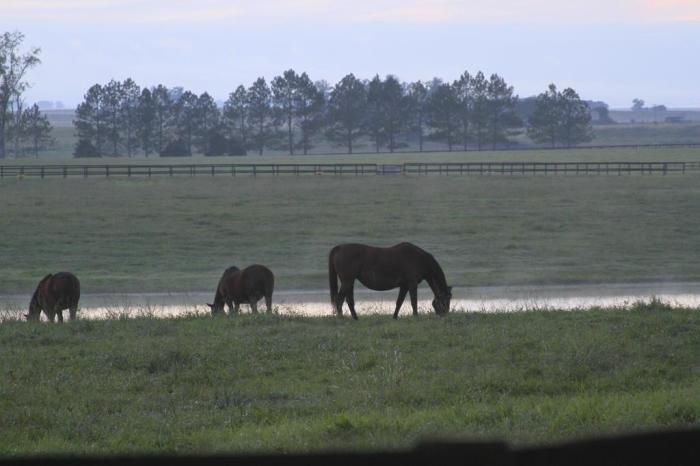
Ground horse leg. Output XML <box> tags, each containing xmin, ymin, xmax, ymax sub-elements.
<box><xmin>393</xmin><ymin>287</ymin><xmax>409</xmax><ymax>320</ymax></box>
<box><xmin>46</xmin><ymin>310</ymin><xmax>55</xmax><ymax>323</ymax></box>
<box><xmin>346</xmin><ymin>282</ymin><xmax>358</xmax><ymax>320</ymax></box>
<box><xmin>233</xmin><ymin>303</ymin><xmax>240</xmax><ymax>315</ymax></box>
<box><xmin>265</xmin><ymin>294</ymin><xmax>272</xmax><ymax>313</ymax></box>
<box><xmin>250</xmin><ymin>300</ymin><xmax>258</xmax><ymax>314</ymax></box>
<box><xmin>335</xmin><ymin>284</ymin><xmax>349</xmax><ymax>317</ymax></box>
<box><xmin>409</xmin><ymin>285</ymin><xmax>419</xmax><ymax>316</ymax></box>
<box><xmin>226</xmin><ymin>300</ymin><xmax>234</xmax><ymax>316</ymax></box>
<box><xmin>57</xmin><ymin>310</ymin><xmax>64</xmax><ymax>323</ymax></box>
<box><xmin>69</xmin><ymin>306</ymin><xmax>78</xmax><ymax>321</ymax></box>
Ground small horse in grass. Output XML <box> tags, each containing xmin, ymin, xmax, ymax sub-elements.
<box><xmin>207</xmin><ymin>265</ymin><xmax>275</xmax><ymax>316</ymax></box>
<box><xmin>26</xmin><ymin>272</ymin><xmax>81</xmax><ymax>322</ymax></box>
<box><xmin>328</xmin><ymin>242</ymin><xmax>452</xmax><ymax>320</ymax></box>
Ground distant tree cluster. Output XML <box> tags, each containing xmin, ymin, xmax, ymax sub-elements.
<box><xmin>74</xmin><ymin>80</ymin><xmax>244</xmax><ymax>158</ymax></box>
<box><xmin>0</xmin><ymin>31</ymin><xmax>52</xmax><ymax>158</ymax></box>
<box><xmin>527</xmin><ymin>84</ymin><xmax>594</xmax><ymax>148</ymax></box>
<box><xmin>73</xmin><ymin>70</ymin><xmax>596</xmax><ymax>157</ymax></box>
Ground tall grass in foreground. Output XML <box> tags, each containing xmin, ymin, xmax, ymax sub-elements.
<box><xmin>1</xmin><ymin>301</ymin><xmax>699</xmax><ymax>455</ymax></box>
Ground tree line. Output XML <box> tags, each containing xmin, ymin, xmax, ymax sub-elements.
<box><xmin>2</xmin><ymin>31</ymin><xmax>596</xmax><ymax>158</ymax></box>
<box><xmin>74</xmin><ymin>70</ymin><xmax>594</xmax><ymax>157</ymax></box>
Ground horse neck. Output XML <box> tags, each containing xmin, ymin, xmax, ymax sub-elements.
<box><xmin>213</xmin><ymin>288</ymin><xmax>225</xmax><ymax>307</ymax></box>
<box><xmin>425</xmin><ymin>256</ymin><xmax>448</xmax><ymax>296</ymax></box>
<box><xmin>28</xmin><ymin>287</ymin><xmax>43</xmax><ymax>315</ymax></box>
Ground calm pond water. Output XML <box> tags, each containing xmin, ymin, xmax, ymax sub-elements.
<box><xmin>3</xmin><ymin>283</ymin><xmax>700</xmax><ymax>321</ymax></box>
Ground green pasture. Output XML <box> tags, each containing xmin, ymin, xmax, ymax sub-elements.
<box><xmin>1</xmin><ymin>167</ymin><xmax>700</xmax><ymax>294</ymax></box>
<box><xmin>10</xmin><ymin>113</ymin><xmax>700</xmax><ymax>159</ymax></box>
<box><xmin>1</xmin><ymin>145</ymin><xmax>699</xmax><ymax>166</ymax></box>
<box><xmin>1</xmin><ymin>303</ymin><xmax>699</xmax><ymax>454</ymax></box>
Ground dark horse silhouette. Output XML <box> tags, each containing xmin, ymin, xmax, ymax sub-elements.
<box><xmin>328</xmin><ymin>242</ymin><xmax>452</xmax><ymax>319</ymax></box>
<box><xmin>26</xmin><ymin>272</ymin><xmax>81</xmax><ymax>322</ymax></box>
<box><xmin>207</xmin><ymin>265</ymin><xmax>275</xmax><ymax>315</ymax></box>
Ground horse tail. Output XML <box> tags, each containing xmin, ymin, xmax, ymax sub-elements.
<box><xmin>265</xmin><ymin>269</ymin><xmax>275</xmax><ymax>299</ymax></box>
<box><xmin>328</xmin><ymin>246</ymin><xmax>339</xmax><ymax>307</ymax></box>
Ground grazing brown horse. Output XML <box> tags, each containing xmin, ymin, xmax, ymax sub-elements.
<box><xmin>328</xmin><ymin>242</ymin><xmax>452</xmax><ymax>320</ymax></box>
<box><xmin>26</xmin><ymin>272</ymin><xmax>81</xmax><ymax>322</ymax></box>
<box><xmin>207</xmin><ymin>265</ymin><xmax>275</xmax><ymax>316</ymax></box>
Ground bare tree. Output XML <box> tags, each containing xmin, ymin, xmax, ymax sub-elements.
<box><xmin>0</xmin><ymin>31</ymin><xmax>41</xmax><ymax>158</ymax></box>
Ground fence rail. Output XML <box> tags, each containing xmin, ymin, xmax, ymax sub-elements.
<box><xmin>0</xmin><ymin>161</ymin><xmax>697</xmax><ymax>179</ymax></box>
<box><xmin>0</xmin><ymin>163</ymin><xmax>379</xmax><ymax>179</ymax></box>
<box><xmin>404</xmin><ymin>161</ymin><xmax>691</xmax><ymax>175</ymax></box>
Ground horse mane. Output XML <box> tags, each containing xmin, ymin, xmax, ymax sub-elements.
<box><xmin>224</xmin><ymin>266</ymin><xmax>240</xmax><ymax>275</ymax></box>
<box><xmin>29</xmin><ymin>274</ymin><xmax>53</xmax><ymax>309</ymax></box>
<box><xmin>425</xmin><ymin>253</ymin><xmax>448</xmax><ymax>293</ymax></box>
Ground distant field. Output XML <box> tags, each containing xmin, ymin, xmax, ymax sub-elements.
<box><xmin>2</xmin><ymin>169</ymin><xmax>700</xmax><ymax>294</ymax></box>
<box><xmin>1</xmin><ymin>304</ymin><xmax>699</xmax><ymax>454</ymax></box>
<box><xmin>3</xmin><ymin>146</ymin><xmax>700</xmax><ymax>167</ymax></box>
<box><xmin>27</xmin><ymin>107</ymin><xmax>700</xmax><ymax>159</ymax></box>
<box><xmin>592</xmin><ymin>123</ymin><xmax>700</xmax><ymax>146</ymax></box>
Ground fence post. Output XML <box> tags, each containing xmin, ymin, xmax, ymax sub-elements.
<box><xmin>253</xmin><ymin>165</ymin><xmax>257</xmax><ymax>177</ymax></box>
<box><xmin>148</xmin><ymin>167</ymin><xmax>152</xmax><ymax>178</ymax></box>
<box><xmin>41</xmin><ymin>166</ymin><xmax>45</xmax><ymax>179</ymax></box>
<box><xmin>170</xmin><ymin>166</ymin><xmax>173</xmax><ymax>177</ymax></box>
<box><xmin>105</xmin><ymin>166</ymin><xmax>109</xmax><ymax>178</ymax></box>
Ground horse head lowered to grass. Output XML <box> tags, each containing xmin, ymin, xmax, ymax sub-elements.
<box><xmin>207</xmin><ymin>264</ymin><xmax>275</xmax><ymax>316</ymax></box>
<box><xmin>26</xmin><ymin>272</ymin><xmax>81</xmax><ymax>322</ymax></box>
<box><xmin>328</xmin><ymin>242</ymin><xmax>452</xmax><ymax>320</ymax></box>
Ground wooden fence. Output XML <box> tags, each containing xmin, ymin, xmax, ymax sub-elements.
<box><xmin>0</xmin><ymin>161</ymin><xmax>696</xmax><ymax>179</ymax></box>
<box><xmin>0</xmin><ymin>163</ymin><xmax>378</xmax><ymax>179</ymax></box>
<box><xmin>404</xmin><ymin>161</ymin><xmax>693</xmax><ymax>176</ymax></box>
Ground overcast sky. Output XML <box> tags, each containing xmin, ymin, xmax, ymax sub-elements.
<box><xmin>2</xmin><ymin>0</ymin><xmax>699</xmax><ymax>108</ymax></box>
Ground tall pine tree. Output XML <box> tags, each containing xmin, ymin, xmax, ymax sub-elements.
<box><xmin>326</xmin><ymin>74</ymin><xmax>367</xmax><ymax>154</ymax></box>
<box><xmin>247</xmin><ymin>77</ymin><xmax>273</xmax><ymax>156</ymax></box>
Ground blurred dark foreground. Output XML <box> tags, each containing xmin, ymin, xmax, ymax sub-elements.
<box><xmin>1</xmin><ymin>428</ymin><xmax>698</xmax><ymax>466</ymax></box>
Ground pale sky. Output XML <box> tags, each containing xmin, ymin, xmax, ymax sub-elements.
<box><xmin>2</xmin><ymin>0</ymin><xmax>699</xmax><ymax>108</ymax></box>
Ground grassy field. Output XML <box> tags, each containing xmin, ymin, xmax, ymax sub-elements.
<box><xmin>592</xmin><ymin>123</ymin><xmax>700</xmax><ymax>146</ymax></box>
<box><xmin>19</xmin><ymin>109</ymin><xmax>700</xmax><ymax>159</ymax></box>
<box><xmin>3</xmin><ymin>146</ymin><xmax>700</xmax><ymax>166</ymax></box>
<box><xmin>2</xmin><ymin>168</ymin><xmax>700</xmax><ymax>294</ymax></box>
<box><xmin>1</xmin><ymin>303</ymin><xmax>699</xmax><ymax>455</ymax></box>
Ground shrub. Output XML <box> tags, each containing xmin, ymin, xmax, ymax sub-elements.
<box><xmin>204</xmin><ymin>132</ymin><xmax>247</xmax><ymax>157</ymax></box>
<box><xmin>160</xmin><ymin>140</ymin><xmax>190</xmax><ymax>157</ymax></box>
<box><xmin>73</xmin><ymin>139</ymin><xmax>101</xmax><ymax>158</ymax></box>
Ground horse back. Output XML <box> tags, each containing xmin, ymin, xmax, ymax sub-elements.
<box><xmin>242</xmin><ymin>265</ymin><xmax>274</xmax><ymax>296</ymax></box>
<box><xmin>332</xmin><ymin>242</ymin><xmax>431</xmax><ymax>284</ymax></box>
<box><xmin>45</xmin><ymin>272</ymin><xmax>80</xmax><ymax>308</ymax></box>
